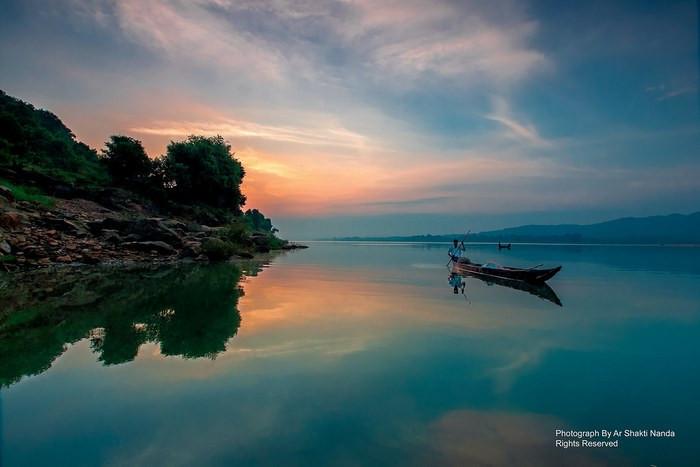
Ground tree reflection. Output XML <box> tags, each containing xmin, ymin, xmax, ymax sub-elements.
<box><xmin>0</xmin><ymin>262</ymin><xmax>260</xmax><ymax>386</ymax></box>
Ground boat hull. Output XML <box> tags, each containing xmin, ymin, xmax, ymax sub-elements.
<box><xmin>453</xmin><ymin>260</ymin><xmax>561</xmax><ymax>283</ymax></box>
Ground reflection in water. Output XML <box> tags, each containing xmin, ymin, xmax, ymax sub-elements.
<box><xmin>0</xmin><ymin>261</ymin><xmax>263</xmax><ymax>386</ymax></box>
<box><xmin>1</xmin><ymin>244</ymin><xmax>699</xmax><ymax>466</ymax></box>
<box><xmin>448</xmin><ymin>273</ymin><xmax>465</xmax><ymax>295</ymax></box>
<box><xmin>427</xmin><ymin>409</ymin><xmax>615</xmax><ymax>467</ymax></box>
<box><xmin>450</xmin><ymin>270</ymin><xmax>563</xmax><ymax>306</ymax></box>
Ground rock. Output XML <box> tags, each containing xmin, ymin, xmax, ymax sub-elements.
<box><xmin>40</xmin><ymin>216</ymin><xmax>87</xmax><ymax>236</ymax></box>
<box><xmin>123</xmin><ymin>241</ymin><xmax>176</xmax><ymax>255</ymax></box>
<box><xmin>282</xmin><ymin>243</ymin><xmax>309</xmax><ymax>250</ymax></box>
<box><xmin>0</xmin><ymin>186</ymin><xmax>15</xmax><ymax>202</ymax></box>
<box><xmin>185</xmin><ymin>222</ymin><xmax>204</xmax><ymax>233</ymax></box>
<box><xmin>89</xmin><ymin>217</ymin><xmax>182</xmax><ymax>246</ymax></box>
<box><xmin>235</xmin><ymin>251</ymin><xmax>254</xmax><ymax>259</ymax></box>
<box><xmin>61</xmin><ymin>291</ymin><xmax>101</xmax><ymax>307</ymax></box>
<box><xmin>55</xmin><ymin>255</ymin><xmax>73</xmax><ymax>263</ymax></box>
<box><xmin>0</xmin><ymin>211</ymin><xmax>22</xmax><ymax>229</ymax></box>
<box><xmin>80</xmin><ymin>254</ymin><xmax>101</xmax><ymax>265</ymax></box>
<box><xmin>100</xmin><ymin>229</ymin><xmax>122</xmax><ymax>244</ymax></box>
<box><xmin>87</xmin><ymin>217</ymin><xmax>129</xmax><ymax>234</ymax></box>
<box><xmin>131</xmin><ymin>218</ymin><xmax>182</xmax><ymax>246</ymax></box>
<box><xmin>163</xmin><ymin>219</ymin><xmax>187</xmax><ymax>230</ymax></box>
<box><xmin>22</xmin><ymin>245</ymin><xmax>48</xmax><ymax>259</ymax></box>
<box><xmin>179</xmin><ymin>241</ymin><xmax>202</xmax><ymax>258</ymax></box>
<box><xmin>0</xmin><ymin>239</ymin><xmax>11</xmax><ymax>254</ymax></box>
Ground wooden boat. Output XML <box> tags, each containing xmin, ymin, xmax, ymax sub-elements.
<box><xmin>498</xmin><ymin>242</ymin><xmax>511</xmax><ymax>250</ymax></box>
<box><xmin>452</xmin><ymin>258</ymin><xmax>561</xmax><ymax>283</ymax></box>
<box><xmin>459</xmin><ymin>270</ymin><xmax>562</xmax><ymax>306</ymax></box>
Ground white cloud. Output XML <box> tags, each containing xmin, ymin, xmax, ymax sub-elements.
<box><xmin>130</xmin><ymin>117</ymin><xmax>373</xmax><ymax>150</ymax></box>
<box><xmin>485</xmin><ymin>96</ymin><xmax>553</xmax><ymax>147</ymax></box>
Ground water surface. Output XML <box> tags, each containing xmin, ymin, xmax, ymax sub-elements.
<box><xmin>1</xmin><ymin>243</ymin><xmax>699</xmax><ymax>466</ymax></box>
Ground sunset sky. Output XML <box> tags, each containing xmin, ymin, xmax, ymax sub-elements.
<box><xmin>1</xmin><ymin>0</ymin><xmax>698</xmax><ymax>238</ymax></box>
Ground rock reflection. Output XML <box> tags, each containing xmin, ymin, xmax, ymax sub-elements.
<box><xmin>0</xmin><ymin>262</ymin><xmax>262</xmax><ymax>386</ymax></box>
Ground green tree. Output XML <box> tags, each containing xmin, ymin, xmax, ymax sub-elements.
<box><xmin>244</xmin><ymin>208</ymin><xmax>275</xmax><ymax>232</ymax></box>
<box><xmin>101</xmin><ymin>135</ymin><xmax>152</xmax><ymax>187</ymax></box>
<box><xmin>0</xmin><ymin>90</ymin><xmax>108</xmax><ymax>186</ymax></box>
<box><xmin>162</xmin><ymin>135</ymin><xmax>245</xmax><ymax>211</ymax></box>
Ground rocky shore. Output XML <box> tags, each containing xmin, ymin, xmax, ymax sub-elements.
<box><xmin>0</xmin><ymin>186</ymin><xmax>305</xmax><ymax>271</ymax></box>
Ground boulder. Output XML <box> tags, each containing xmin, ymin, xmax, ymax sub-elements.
<box><xmin>162</xmin><ymin>219</ymin><xmax>187</xmax><ymax>230</ymax></box>
<box><xmin>89</xmin><ymin>217</ymin><xmax>182</xmax><ymax>246</ymax></box>
<box><xmin>0</xmin><ymin>211</ymin><xmax>22</xmax><ymax>229</ymax></box>
<box><xmin>23</xmin><ymin>246</ymin><xmax>48</xmax><ymax>259</ymax></box>
<box><xmin>185</xmin><ymin>222</ymin><xmax>204</xmax><ymax>233</ymax></box>
<box><xmin>99</xmin><ymin>229</ymin><xmax>123</xmax><ymax>244</ymax></box>
<box><xmin>123</xmin><ymin>241</ymin><xmax>176</xmax><ymax>255</ymax></box>
<box><xmin>80</xmin><ymin>254</ymin><xmax>101</xmax><ymax>265</ymax></box>
<box><xmin>0</xmin><ymin>186</ymin><xmax>15</xmax><ymax>202</ymax></box>
<box><xmin>41</xmin><ymin>216</ymin><xmax>87</xmax><ymax>236</ymax></box>
<box><xmin>87</xmin><ymin>217</ymin><xmax>130</xmax><ymax>234</ymax></box>
<box><xmin>130</xmin><ymin>218</ymin><xmax>182</xmax><ymax>246</ymax></box>
<box><xmin>179</xmin><ymin>241</ymin><xmax>202</xmax><ymax>258</ymax></box>
<box><xmin>0</xmin><ymin>239</ymin><xmax>11</xmax><ymax>254</ymax></box>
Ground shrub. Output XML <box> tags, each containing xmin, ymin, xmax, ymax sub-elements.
<box><xmin>201</xmin><ymin>237</ymin><xmax>235</xmax><ymax>261</ymax></box>
<box><xmin>217</xmin><ymin>218</ymin><xmax>250</xmax><ymax>244</ymax></box>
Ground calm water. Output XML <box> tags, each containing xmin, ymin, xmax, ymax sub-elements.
<box><xmin>1</xmin><ymin>242</ymin><xmax>699</xmax><ymax>466</ymax></box>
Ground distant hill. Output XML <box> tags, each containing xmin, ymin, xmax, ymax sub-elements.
<box><xmin>331</xmin><ymin>212</ymin><xmax>700</xmax><ymax>245</ymax></box>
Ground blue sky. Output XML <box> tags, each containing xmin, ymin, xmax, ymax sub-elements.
<box><xmin>0</xmin><ymin>0</ymin><xmax>698</xmax><ymax>238</ymax></box>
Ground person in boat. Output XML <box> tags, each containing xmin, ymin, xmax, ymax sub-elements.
<box><xmin>448</xmin><ymin>239</ymin><xmax>465</xmax><ymax>262</ymax></box>
<box><xmin>448</xmin><ymin>273</ymin><xmax>466</xmax><ymax>294</ymax></box>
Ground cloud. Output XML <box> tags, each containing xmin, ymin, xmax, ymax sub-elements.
<box><xmin>485</xmin><ymin>96</ymin><xmax>553</xmax><ymax>147</ymax></box>
<box><xmin>80</xmin><ymin>0</ymin><xmax>548</xmax><ymax>90</ymax></box>
<box><xmin>93</xmin><ymin>0</ymin><xmax>286</xmax><ymax>80</ymax></box>
<box><xmin>130</xmin><ymin>117</ymin><xmax>373</xmax><ymax>150</ymax></box>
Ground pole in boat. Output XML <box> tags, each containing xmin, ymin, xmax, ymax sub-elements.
<box><xmin>446</xmin><ymin>230</ymin><xmax>470</xmax><ymax>267</ymax></box>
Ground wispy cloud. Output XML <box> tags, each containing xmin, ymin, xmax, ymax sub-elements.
<box><xmin>5</xmin><ymin>0</ymin><xmax>697</xmax><ymax>226</ymax></box>
<box><xmin>130</xmin><ymin>118</ymin><xmax>373</xmax><ymax>150</ymax></box>
<box><xmin>90</xmin><ymin>0</ymin><xmax>286</xmax><ymax>80</ymax></box>
<box><xmin>485</xmin><ymin>97</ymin><xmax>553</xmax><ymax>147</ymax></box>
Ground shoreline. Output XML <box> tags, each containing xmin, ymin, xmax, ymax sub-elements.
<box><xmin>0</xmin><ymin>188</ymin><xmax>306</xmax><ymax>272</ymax></box>
<box><xmin>307</xmin><ymin>240</ymin><xmax>700</xmax><ymax>247</ymax></box>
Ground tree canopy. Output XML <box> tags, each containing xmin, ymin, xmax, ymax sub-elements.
<box><xmin>244</xmin><ymin>208</ymin><xmax>275</xmax><ymax>232</ymax></box>
<box><xmin>0</xmin><ymin>90</ymin><xmax>107</xmax><ymax>185</ymax></box>
<box><xmin>162</xmin><ymin>135</ymin><xmax>246</xmax><ymax>212</ymax></box>
<box><xmin>0</xmin><ymin>90</ymin><xmax>270</xmax><ymax>226</ymax></box>
<box><xmin>101</xmin><ymin>135</ymin><xmax>151</xmax><ymax>187</ymax></box>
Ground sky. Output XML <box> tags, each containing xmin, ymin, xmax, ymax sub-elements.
<box><xmin>0</xmin><ymin>0</ymin><xmax>698</xmax><ymax>239</ymax></box>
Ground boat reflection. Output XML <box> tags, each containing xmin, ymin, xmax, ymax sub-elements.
<box><xmin>450</xmin><ymin>271</ymin><xmax>563</xmax><ymax>306</ymax></box>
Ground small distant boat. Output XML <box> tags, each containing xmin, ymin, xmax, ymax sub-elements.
<box><xmin>453</xmin><ymin>258</ymin><xmax>561</xmax><ymax>283</ymax></box>
<box><xmin>498</xmin><ymin>242</ymin><xmax>511</xmax><ymax>250</ymax></box>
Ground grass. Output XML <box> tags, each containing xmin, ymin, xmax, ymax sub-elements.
<box><xmin>0</xmin><ymin>178</ymin><xmax>55</xmax><ymax>208</ymax></box>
